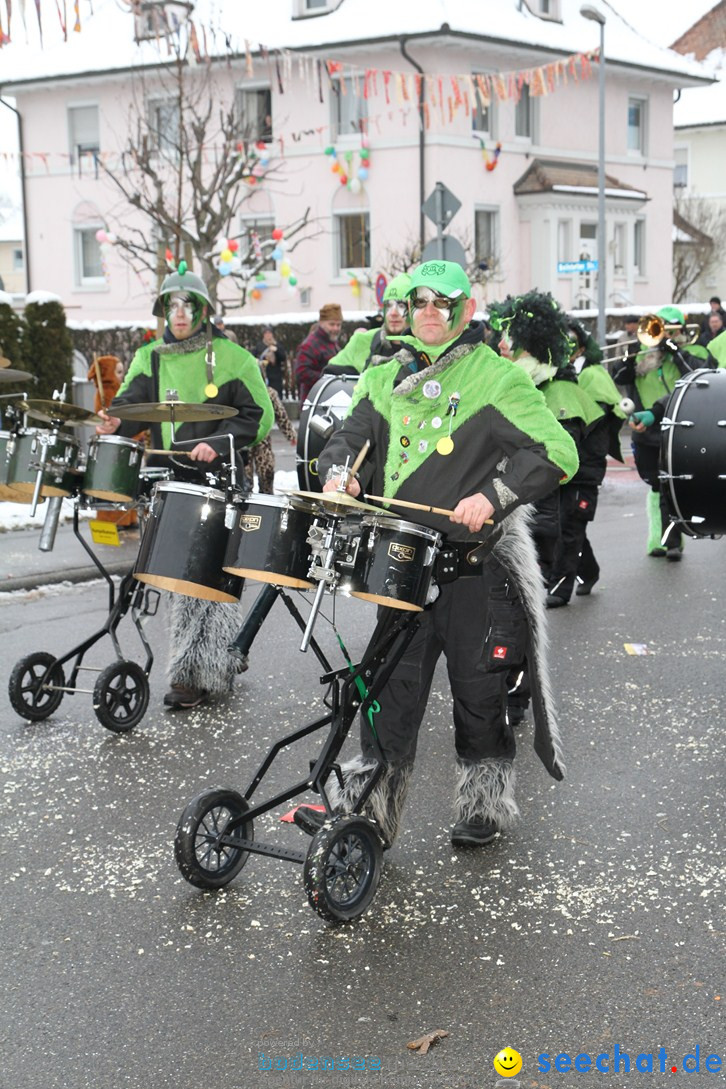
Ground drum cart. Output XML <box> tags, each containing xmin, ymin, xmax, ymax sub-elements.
<box><xmin>8</xmin><ymin>493</ymin><xmax>160</xmax><ymax>734</ymax></box>
<box><xmin>174</xmin><ymin>588</ymin><xmax>420</xmax><ymax>924</ymax></box>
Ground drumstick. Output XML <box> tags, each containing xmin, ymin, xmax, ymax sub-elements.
<box><xmin>92</xmin><ymin>357</ymin><xmax>108</xmax><ymax>411</ymax></box>
<box><xmin>364</xmin><ymin>492</ymin><xmax>494</xmax><ymax>524</ymax></box>
<box><xmin>145</xmin><ymin>449</ymin><xmax>192</xmax><ymax>457</ymax></box>
<box><xmin>342</xmin><ymin>440</ymin><xmax>370</xmax><ymax>491</ymax></box>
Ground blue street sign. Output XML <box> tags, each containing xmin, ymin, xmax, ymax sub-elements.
<box><xmin>557</xmin><ymin>260</ymin><xmax>598</xmax><ymax>274</ymax></box>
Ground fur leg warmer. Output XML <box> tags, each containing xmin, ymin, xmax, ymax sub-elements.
<box><xmin>165</xmin><ymin>594</ymin><xmax>244</xmax><ymax>696</ymax></box>
<box><xmin>327</xmin><ymin>754</ymin><xmax>413</xmax><ymax>847</ymax></box>
<box><xmin>454</xmin><ymin>757</ymin><xmax>520</xmax><ymax>830</ymax></box>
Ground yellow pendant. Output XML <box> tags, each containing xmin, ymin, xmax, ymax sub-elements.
<box><xmin>436</xmin><ymin>436</ymin><xmax>454</xmax><ymax>456</ymax></box>
<box><xmin>204</xmin><ymin>382</ymin><xmax>218</xmax><ymax>398</ymax></box>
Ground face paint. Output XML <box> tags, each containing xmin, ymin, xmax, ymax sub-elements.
<box><xmin>383</xmin><ymin>299</ymin><xmax>407</xmax><ymax>315</ymax></box>
<box><xmin>409</xmin><ymin>286</ymin><xmax>465</xmax><ymax>329</ymax></box>
<box><xmin>164</xmin><ymin>292</ymin><xmax>204</xmax><ymax>327</ymax></box>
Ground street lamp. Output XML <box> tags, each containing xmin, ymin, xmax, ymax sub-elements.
<box><xmin>581</xmin><ymin>4</ymin><xmax>606</xmax><ymax>346</ymax></box>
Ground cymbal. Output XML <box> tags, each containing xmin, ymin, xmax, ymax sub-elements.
<box><xmin>18</xmin><ymin>399</ymin><xmax>104</xmax><ymax>426</ymax></box>
<box><xmin>0</xmin><ymin>366</ymin><xmax>34</xmax><ymax>383</ymax></box>
<box><xmin>290</xmin><ymin>489</ymin><xmax>385</xmax><ymax>514</ymax></box>
<box><xmin>112</xmin><ymin>401</ymin><xmax>238</xmax><ymax>423</ymax></box>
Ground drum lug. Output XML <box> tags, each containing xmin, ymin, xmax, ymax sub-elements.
<box><xmin>224</xmin><ymin>504</ymin><xmax>236</xmax><ymax>530</ymax></box>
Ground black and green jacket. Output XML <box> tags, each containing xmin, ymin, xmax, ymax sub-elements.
<box><xmin>318</xmin><ymin>322</ymin><xmax>579</xmax><ymax>543</ymax></box>
<box><xmin>112</xmin><ymin>326</ymin><xmax>273</xmax><ymax>458</ymax></box>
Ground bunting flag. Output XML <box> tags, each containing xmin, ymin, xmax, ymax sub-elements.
<box><xmin>72</xmin><ymin>0</ymin><xmax>78</xmax><ymax>33</ymax></box>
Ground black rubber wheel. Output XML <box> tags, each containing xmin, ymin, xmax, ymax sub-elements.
<box><xmin>174</xmin><ymin>788</ymin><xmax>253</xmax><ymax>889</ymax></box>
<box><xmin>8</xmin><ymin>651</ymin><xmax>65</xmax><ymax>721</ymax></box>
<box><xmin>93</xmin><ymin>660</ymin><xmax>150</xmax><ymax>734</ymax></box>
<box><xmin>303</xmin><ymin>816</ymin><xmax>383</xmax><ymax>923</ymax></box>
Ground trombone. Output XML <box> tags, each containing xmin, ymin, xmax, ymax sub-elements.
<box><xmin>600</xmin><ymin>314</ymin><xmax>700</xmax><ymax>358</ymax></box>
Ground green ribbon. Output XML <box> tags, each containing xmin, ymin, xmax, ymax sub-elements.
<box><xmin>336</xmin><ymin>633</ymin><xmax>380</xmax><ymax>739</ymax></box>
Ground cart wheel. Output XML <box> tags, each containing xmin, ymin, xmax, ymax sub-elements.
<box><xmin>303</xmin><ymin>816</ymin><xmax>383</xmax><ymax>924</ymax></box>
<box><xmin>93</xmin><ymin>660</ymin><xmax>149</xmax><ymax>734</ymax></box>
<box><xmin>8</xmin><ymin>651</ymin><xmax>65</xmax><ymax>721</ymax></box>
<box><xmin>174</xmin><ymin>788</ymin><xmax>253</xmax><ymax>890</ymax></box>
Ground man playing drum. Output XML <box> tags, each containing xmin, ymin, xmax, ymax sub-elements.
<box><xmin>296</xmin><ymin>260</ymin><xmax>578</xmax><ymax>848</ymax></box>
<box><xmin>97</xmin><ymin>268</ymin><xmax>273</xmax><ymax>710</ymax></box>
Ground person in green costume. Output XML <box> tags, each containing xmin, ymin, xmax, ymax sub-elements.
<box><xmin>490</xmin><ymin>291</ymin><xmax>603</xmax><ymax>591</ymax></box>
<box><xmin>294</xmin><ymin>261</ymin><xmax>577</xmax><ymax>850</ymax></box>
<box><xmin>99</xmin><ymin>268</ymin><xmax>273</xmax><ymax>710</ymax></box>
<box><xmin>544</xmin><ymin>319</ymin><xmax>627</xmax><ymax>604</ymax></box>
<box><xmin>611</xmin><ymin>305</ymin><xmax>714</xmax><ymax>559</ymax></box>
<box><xmin>324</xmin><ymin>272</ymin><xmax>413</xmax><ymax>376</ymax></box>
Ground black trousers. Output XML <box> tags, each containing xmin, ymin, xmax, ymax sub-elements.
<box><xmin>360</xmin><ymin>567</ymin><xmax>516</xmax><ymax>769</ymax></box>
<box><xmin>548</xmin><ymin>482</ymin><xmax>599</xmax><ymax>601</ymax></box>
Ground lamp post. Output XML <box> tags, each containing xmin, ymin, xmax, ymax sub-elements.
<box><xmin>581</xmin><ymin>4</ymin><xmax>606</xmax><ymax>346</ymax></box>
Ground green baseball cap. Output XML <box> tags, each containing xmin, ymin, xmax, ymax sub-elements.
<box><xmin>383</xmin><ymin>273</ymin><xmax>412</xmax><ymax>301</ymax></box>
<box><xmin>657</xmin><ymin>305</ymin><xmax>685</xmax><ymax>325</ymax></box>
<box><xmin>408</xmin><ymin>260</ymin><xmax>471</xmax><ymax>299</ymax></box>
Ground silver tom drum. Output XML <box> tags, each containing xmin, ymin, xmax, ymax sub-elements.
<box><xmin>660</xmin><ymin>367</ymin><xmax>726</xmax><ymax>538</ymax></box>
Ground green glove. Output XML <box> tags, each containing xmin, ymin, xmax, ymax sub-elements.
<box><xmin>632</xmin><ymin>410</ymin><xmax>655</xmax><ymax>427</ymax></box>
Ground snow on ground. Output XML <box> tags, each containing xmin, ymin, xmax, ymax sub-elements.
<box><xmin>0</xmin><ymin>496</ymin><xmax>81</xmax><ymax>532</ymax></box>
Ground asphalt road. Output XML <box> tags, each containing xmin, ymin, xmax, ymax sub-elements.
<box><xmin>0</xmin><ymin>475</ymin><xmax>723</xmax><ymax>1089</ymax></box>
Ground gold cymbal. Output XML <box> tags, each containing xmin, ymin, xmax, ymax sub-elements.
<box><xmin>112</xmin><ymin>401</ymin><xmax>238</xmax><ymax>423</ymax></box>
<box><xmin>290</xmin><ymin>489</ymin><xmax>385</xmax><ymax>514</ymax></box>
<box><xmin>18</xmin><ymin>399</ymin><xmax>104</xmax><ymax>426</ymax></box>
<box><xmin>0</xmin><ymin>365</ymin><xmax>33</xmax><ymax>383</ymax></box>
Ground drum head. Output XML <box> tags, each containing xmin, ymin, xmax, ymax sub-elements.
<box><xmin>296</xmin><ymin>373</ymin><xmax>359</xmax><ymax>492</ymax></box>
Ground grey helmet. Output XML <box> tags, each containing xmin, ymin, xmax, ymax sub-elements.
<box><xmin>152</xmin><ymin>270</ymin><xmax>212</xmax><ymax>317</ymax></box>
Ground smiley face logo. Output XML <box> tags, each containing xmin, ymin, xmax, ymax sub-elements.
<box><xmin>493</xmin><ymin>1047</ymin><xmax>523</xmax><ymax>1078</ymax></box>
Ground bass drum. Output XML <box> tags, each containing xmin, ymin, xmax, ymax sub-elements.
<box><xmin>296</xmin><ymin>373</ymin><xmax>358</xmax><ymax>492</ymax></box>
<box><xmin>660</xmin><ymin>367</ymin><xmax>726</xmax><ymax>538</ymax></box>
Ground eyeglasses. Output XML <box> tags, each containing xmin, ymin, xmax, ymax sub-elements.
<box><xmin>410</xmin><ymin>287</ymin><xmax>455</xmax><ymax>310</ymax></box>
<box><xmin>383</xmin><ymin>299</ymin><xmax>407</xmax><ymax>314</ymax></box>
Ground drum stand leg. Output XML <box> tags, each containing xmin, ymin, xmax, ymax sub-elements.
<box><xmin>227</xmin><ymin>583</ymin><xmax>281</xmax><ymax>669</ymax></box>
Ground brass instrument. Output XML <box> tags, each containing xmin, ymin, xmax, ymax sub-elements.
<box><xmin>600</xmin><ymin>314</ymin><xmax>700</xmax><ymax>358</ymax></box>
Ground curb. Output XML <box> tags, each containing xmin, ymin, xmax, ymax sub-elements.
<box><xmin>0</xmin><ymin>561</ymin><xmax>135</xmax><ymax>595</ymax></box>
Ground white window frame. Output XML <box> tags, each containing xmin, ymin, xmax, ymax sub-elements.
<box><xmin>333</xmin><ymin>210</ymin><xmax>370</xmax><ymax>277</ymax></box>
<box><xmin>474</xmin><ymin>206</ymin><xmax>499</xmax><ymax>271</ymax></box>
<box><xmin>294</xmin><ymin>0</ymin><xmax>334</xmax><ymax>15</ymax></box>
<box><xmin>238</xmin><ymin>214</ymin><xmax>280</xmax><ymax>283</ymax></box>
<box><xmin>627</xmin><ymin>96</ymin><xmax>647</xmax><ymax>157</ymax></box>
<box><xmin>633</xmin><ymin>218</ymin><xmax>646</xmax><ymax>276</ymax></box>
<box><xmin>12</xmin><ymin>247</ymin><xmax>24</xmax><ymax>271</ymax></box>
<box><xmin>147</xmin><ymin>96</ymin><xmax>181</xmax><ymax>157</ymax></box>
<box><xmin>613</xmin><ymin>222</ymin><xmax>627</xmax><ymax>276</ymax></box>
<box><xmin>330</xmin><ymin>75</ymin><xmax>367</xmax><ymax>145</ymax></box>
<box><xmin>674</xmin><ymin>145</ymin><xmax>689</xmax><ymax>190</ymax></box>
<box><xmin>236</xmin><ymin>83</ymin><xmax>273</xmax><ymax>145</ymax></box>
<box><xmin>557</xmin><ymin>218</ymin><xmax>572</xmax><ymax>264</ymax></box>
<box><xmin>73</xmin><ymin>224</ymin><xmax>106</xmax><ymax>290</ymax></box>
<box><xmin>68</xmin><ymin>104</ymin><xmax>100</xmax><ymax>172</ymax></box>
<box><xmin>471</xmin><ymin>74</ymin><xmax>496</xmax><ymax>139</ymax></box>
<box><xmin>514</xmin><ymin>84</ymin><xmax>536</xmax><ymax>143</ymax></box>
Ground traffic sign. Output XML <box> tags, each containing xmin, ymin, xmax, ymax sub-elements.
<box><xmin>421</xmin><ymin>236</ymin><xmax>468</xmax><ymax>265</ymax></box>
<box><xmin>422</xmin><ymin>182</ymin><xmax>461</xmax><ymax>228</ymax></box>
<box><xmin>557</xmin><ymin>260</ymin><xmax>598</xmax><ymax>274</ymax></box>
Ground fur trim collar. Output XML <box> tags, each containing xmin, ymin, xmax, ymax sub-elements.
<box><xmin>157</xmin><ymin>329</ymin><xmax>209</xmax><ymax>356</ymax></box>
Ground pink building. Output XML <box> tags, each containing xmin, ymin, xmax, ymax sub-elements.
<box><xmin>0</xmin><ymin>0</ymin><xmax>713</xmax><ymax>322</ymax></box>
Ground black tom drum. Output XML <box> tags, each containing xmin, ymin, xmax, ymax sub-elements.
<box><xmin>336</xmin><ymin>515</ymin><xmax>441</xmax><ymax>611</ymax></box>
<box><xmin>134</xmin><ymin>481</ymin><xmax>243</xmax><ymax>602</ymax></box>
<box><xmin>296</xmin><ymin>373</ymin><xmax>358</xmax><ymax>492</ymax></box>
<box><xmin>660</xmin><ymin>367</ymin><xmax>726</xmax><ymax>538</ymax></box>
<box><xmin>223</xmin><ymin>494</ymin><xmax>317</xmax><ymax>589</ymax></box>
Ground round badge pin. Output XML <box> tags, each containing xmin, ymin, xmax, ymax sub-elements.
<box><xmin>436</xmin><ymin>436</ymin><xmax>454</xmax><ymax>456</ymax></box>
<box><xmin>402</xmin><ymin>415</ymin><xmax>411</xmax><ymax>426</ymax></box>
<box><xmin>204</xmin><ymin>383</ymin><xmax>218</xmax><ymax>398</ymax></box>
<box><xmin>400</xmin><ymin>435</ymin><xmax>411</xmax><ymax>448</ymax></box>
<box><xmin>418</xmin><ymin>439</ymin><xmax>428</xmax><ymax>453</ymax></box>
<box><xmin>431</xmin><ymin>416</ymin><xmax>442</xmax><ymax>429</ymax></box>
<box><xmin>423</xmin><ymin>380</ymin><xmax>441</xmax><ymax>400</ymax></box>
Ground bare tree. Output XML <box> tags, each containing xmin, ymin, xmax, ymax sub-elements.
<box><xmin>673</xmin><ymin>195</ymin><xmax>726</xmax><ymax>303</ymax></box>
<box><xmin>378</xmin><ymin>227</ymin><xmax>501</xmax><ymax>294</ymax></box>
<box><xmin>98</xmin><ymin>29</ymin><xmax>316</xmax><ymax>310</ymax></box>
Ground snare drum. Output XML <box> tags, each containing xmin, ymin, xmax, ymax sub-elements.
<box><xmin>296</xmin><ymin>373</ymin><xmax>358</xmax><ymax>492</ymax></box>
<box><xmin>660</xmin><ymin>368</ymin><xmax>726</xmax><ymax>537</ymax></box>
<box><xmin>223</xmin><ymin>493</ymin><xmax>316</xmax><ymax>589</ymax></box>
<box><xmin>336</xmin><ymin>516</ymin><xmax>441</xmax><ymax>611</ymax></box>
<box><xmin>134</xmin><ymin>481</ymin><xmax>243</xmax><ymax>602</ymax></box>
<box><xmin>5</xmin><ymin>429</ymin><xmax>80</xmax><ymax>499</ymax></box>
<box><xmin>82</xmin><ymin>436</ymin><xmax>144</xmax><ymax>503</ymax></box>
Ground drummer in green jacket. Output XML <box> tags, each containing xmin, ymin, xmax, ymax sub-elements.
<box><xmin>325</xmin><ymin>273</ymin><xmax>412</xmax><ymax>375</ymax></box>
